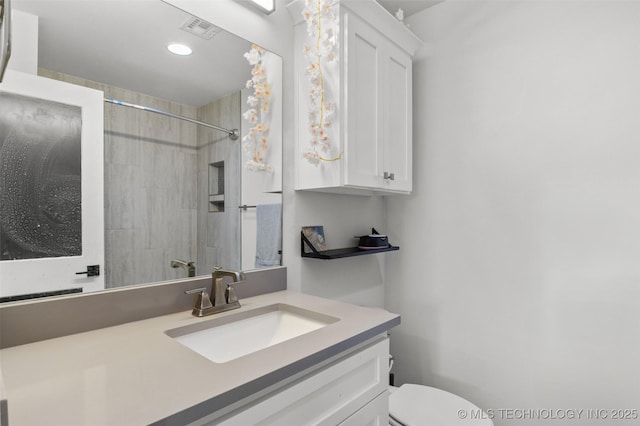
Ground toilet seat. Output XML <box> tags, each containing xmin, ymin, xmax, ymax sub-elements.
<box><xmin>389</xmin><ymin>384</ymin><xmax>493</xmax><ymax>426</ymax></box>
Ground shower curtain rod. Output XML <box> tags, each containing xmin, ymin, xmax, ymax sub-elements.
<box><xmin>104</xmin><ymin>98</ymin><xmax>240</xmax><ymax>140</ymax></box>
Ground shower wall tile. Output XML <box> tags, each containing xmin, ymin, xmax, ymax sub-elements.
<box><xmin>104</xmin><ymin>163</ymin><xmax>137</xmax><ymax>230</ymax></box>
<box><xmin>137</xmin><ymin>248</ymin><xmax>165</xmax><ymax>285</ymax></box>
<box><xmin>132</xmin><ymin>186</ymin><xmax>149</xmax><ymax>233</ymax></box>
<box><xmin>105</xmin><ymin>229</ymin><xmax>137</xmax><ymax>288</ymax></box>
<box><xmin>105</xmin><ymin>130</ymin><xmax>141</xmax><ymax>167</ymax></box>
<box><xmin>196</xmin><ymin>92</ymin><xmax>242</xmax><ymax>273</ymax></box>
<box><xmin>179</xmin><ymin>151</ymin><xmax>198</xmax><ymax>210</ymax></box>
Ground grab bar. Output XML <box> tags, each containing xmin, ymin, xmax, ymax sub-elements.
<box><xmin>0</xmin><ymin>0</ymin><xmax>12</xmax><ymax>83</ymax></box>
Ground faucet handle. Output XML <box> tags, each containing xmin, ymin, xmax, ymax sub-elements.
<box><xmin>185</xmin><ymin>287</ymin><xmax>214</xmax><ymax>316</ymax></box>
<box><xmin>225</xmin><ymin>284</ymin><xmax>239</xmax><ymax>304</ymax></box>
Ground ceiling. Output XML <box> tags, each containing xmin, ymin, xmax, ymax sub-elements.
<box><xmin>11</xmin><ymin>0</ymin><xmax>443</xmax><ymax>107</ymax></box>
<box><xmin>376</xmin><ymin>0</ymin><xmax>444</xmax><ymax>17</ymax></box>
<box><xmin>13</xmin><ymin>0</ymin><xmax>253</xmax><ymax>107</ymax></box>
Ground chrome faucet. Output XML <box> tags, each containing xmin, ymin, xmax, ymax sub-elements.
<box><xmin>211</xmin><ymin>267</ymin><xmax>245</xmax><ymax>307</ymax></box>
<box><xmin>185</xmin><ymin>267</ymin><xmax>245</xmax><ymax>317</ymax></box>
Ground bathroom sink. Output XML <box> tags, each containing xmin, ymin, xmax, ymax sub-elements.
<box><xmin>165</xmin><ymin>304</ymin><xmax>339</xmax><ymax>363</ymax></box>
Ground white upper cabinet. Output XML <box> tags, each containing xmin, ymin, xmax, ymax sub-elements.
<box><xmin>288</xmin><ymin>0</ymin><xmax>422</xmax><ymax>195</ymax></box>
<box><xmin>344</xmin><ymin>11</ymin><xmax>413</xmax><ymax>193</ymax></box>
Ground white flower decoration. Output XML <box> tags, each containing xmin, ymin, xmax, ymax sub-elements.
<box><xmin>301</xmin><ymin>0</ymin><xmax>342</xmax><ymax>165</ymax></box>
<box><xmin>242</xmin><ymin>45</ymin><xmax>272</xmax><ymax>172</ymax></box>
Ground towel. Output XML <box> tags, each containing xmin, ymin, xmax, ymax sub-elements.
<box><xmin>255</xmin><ymin>203</ymin><xmax>282</xmax><ymax>268</ymax></box>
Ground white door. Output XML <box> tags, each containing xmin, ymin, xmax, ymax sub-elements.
<box><xmin>0</xmin><ymin>71</ymin><xmax>105</xmax><ymax>299</ymax></box>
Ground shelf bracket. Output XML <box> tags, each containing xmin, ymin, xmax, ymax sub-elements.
<box><xmin>301</xmin><ymin>232</ymin><xmax>321</xmax><ymax>257</ymax></box>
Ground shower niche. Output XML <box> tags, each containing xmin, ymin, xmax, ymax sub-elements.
<box><xmin>208</xmin><ymin>161</ymin><xmax>225</xmax><ymax>212</ymax></box>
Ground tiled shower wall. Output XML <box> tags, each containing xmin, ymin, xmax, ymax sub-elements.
<box><xmin>39</xmin><ymin>70</ymin><xmax>240</xmax><ymax>288</ymax></box>
<box><xmin>196</xmin><ymin>93</ymin><xmax>242</xmax><ymax>275</ymax></box>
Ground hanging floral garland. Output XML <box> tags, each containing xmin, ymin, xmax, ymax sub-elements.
<box><xmin>242</xmin><ymin>44</ymin><xmax>273</xmax><ymax>172</ymax></box>
<box><xmin>301</xmin><ymin>0</ymin><xmax>341</xmax><ymax>165</ymax></box>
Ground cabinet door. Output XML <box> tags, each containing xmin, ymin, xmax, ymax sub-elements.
<box><xmin>382</xmin><ymin>43</ymin><xmax>412</xmax><ymax>193</ymax></box>
<box><xmin>343</xmin><ymin>11</ymin><xmax>413</xmax><ymax>194</ymax></box>
<box><xmin>343</xmin><ymin>11</ymin><xmax>385</xmax><ymax>189</ymax></box>
<box><xmin>339</xmin><ymin>391</ymin><xmax>389</xmax><ymax>426</ymax></box>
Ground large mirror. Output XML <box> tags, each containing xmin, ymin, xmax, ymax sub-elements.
<box><xmin>0</xmin><ymin>0</ymin><xmax>282</xmax><ymax>301</ymax></box>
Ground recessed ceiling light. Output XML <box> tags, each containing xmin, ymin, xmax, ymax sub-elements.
<box><xmin>236</xmin><ymin>0</ymin><xmax>275</xmax><ymax>14</ymax></box>
<box><xmin>167</xmin><ymin>43</ymin><xmax>192</xmax><ymax>56</ymax></box>
<box><xmin>250</xmin><ymin>0</ymin><xmax>275</xmax><ymax>14</ymax></box>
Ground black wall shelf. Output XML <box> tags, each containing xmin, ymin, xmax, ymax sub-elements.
<box><xmin>301</xmin><ymin>232</ymin><xmax>399</xmax><ymax>260</ymax></box>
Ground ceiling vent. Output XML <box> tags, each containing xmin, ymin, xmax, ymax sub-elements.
<box><xmin>180</xmin><ymin>16</ymin><xmax>221</xmax><ymax>40</ymax></box>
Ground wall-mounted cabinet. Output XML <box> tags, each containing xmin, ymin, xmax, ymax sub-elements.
<box><xmin>288</xmin><ymin>0</ymin><xmax>422</xmax><ymax>195</ymax></box>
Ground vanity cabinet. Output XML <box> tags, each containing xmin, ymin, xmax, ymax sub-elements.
<box><xmin>192</xmin><ymin>337</ymin><xmax>389</xmax><ymax>425</ymax></box>
<box><xmin>289</xmin><ymin>0</ymin><xmax>422</xmax><ymax>195</ymax></box>
<box><xmin>339</xmin><ymin>391</ymin><xmax>389</xmax><ymax>425</ymax></box>
<box><xmin>0</xmin><ymin>289</ymin><xmax>400</xmax><ymax>426</ymax></box>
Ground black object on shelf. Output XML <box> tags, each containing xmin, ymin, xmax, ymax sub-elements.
<box><xmin>301</xmin><ymin>231</ymin><xmax>399</xmax><ymax>260</ymax></box>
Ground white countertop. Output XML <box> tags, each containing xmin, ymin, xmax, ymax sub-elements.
<box><xmin>0</xmin><ymin>291</ymin><xmax>399</xmax><ymax>425</ymax></box>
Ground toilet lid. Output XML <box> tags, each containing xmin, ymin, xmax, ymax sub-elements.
<box><xmin>389</xmin><ymin>384</ymin><xmax>492</xmax><ymax>426</ymax></box>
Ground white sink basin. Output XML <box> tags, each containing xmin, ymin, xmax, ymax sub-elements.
<box><xmin>166</xmin><ymin>304</ymin><xmax>339</xmax><ymax>363</ymax></box>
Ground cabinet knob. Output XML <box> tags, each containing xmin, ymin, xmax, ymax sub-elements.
<box><xmin>383</xmin><ymin>172</ymin><xmax>395</xmax><ymax>181</ymax></box>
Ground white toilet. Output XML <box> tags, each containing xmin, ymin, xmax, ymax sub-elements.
<box><xmin>388</xmin><ymin>384</ymin><xmax>493</xmax><ymax>426</ymax></box>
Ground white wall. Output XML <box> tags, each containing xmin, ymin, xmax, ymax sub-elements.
<box><xmin>7</xmin><ymin>10</ymin><xmax>38</xmax><ymax>74</ymax></box>
<box><xmin>386</xmin><ymin>1</ymin><xmax>640</xmax><ymax>425</ymax></box>
<box><xmin>167</xmin><ymin>0</ymin><xmax>388</xmax><ymax>307</ymax></box>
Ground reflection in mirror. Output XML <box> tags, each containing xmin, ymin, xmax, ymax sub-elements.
<box><xmin>0</xmin><ymin>0</ymin><xmax>282</xmax><ymax>301</ymax></box>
